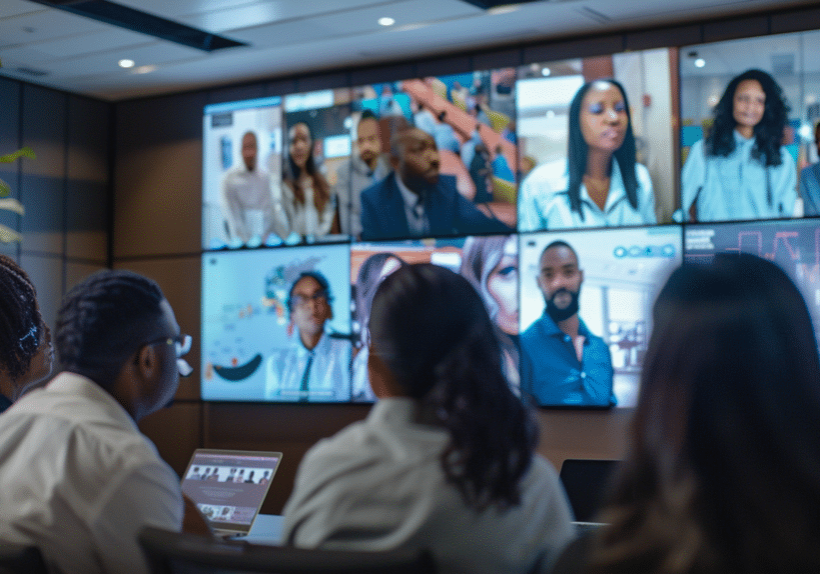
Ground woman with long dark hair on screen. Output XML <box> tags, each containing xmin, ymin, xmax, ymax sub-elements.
<box><xmin>282</xmin><ymin>121</ymin><xmax>336</xmax><ymax>238</ymax></box>
<box><xmin>680</xmin><ymin>69</ymin><xmax>796</xmax><ymax>222</ymax></box>
<box><xmin>554</xmin><ymin>254</ymin><xmax>820</xmax><ymax>574</ymax></box>
<box><xmin>0</xmin><ymin>255</ymin><xmax>53</xmax><ymax>412</ymax></box>
<box><xmin>283</xmin><ymin>264</ymin><xmax>574</xmax><ymax>574</ymax></box>
<box><xmin>518</xmin><ymin>78</ymin><xmax>656</xmax><ymax>231</ymax></box>
<box><xmin>460</xmin><ymin>234</ymin><xmax>520</xmax><ymax>392</ymax></box>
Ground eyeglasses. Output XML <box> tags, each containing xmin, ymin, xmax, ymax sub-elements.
<box><xmin>145</xmin><ymin>334</ymin><xmax>193</xmax><ymax>377</ymax></box>
<box><xmin>290</xmin><ymin>291</ymin><xmax>329</xmax><ymax>309</ymax></box>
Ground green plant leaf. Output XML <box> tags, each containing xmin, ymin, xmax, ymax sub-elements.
<box><xmin>0</xmin><ymin>147</ymin><xmax>36</xmax><ymax>163</ymax></box>
<box><xmin>0</xmin><ymin>224</ymin><xmax>21</xmax><ymax>243</ymax></box>
<box><xmin>0</xmin><ymin>198</ymin><xmax>24</xmax><ymax>216</ymax></box>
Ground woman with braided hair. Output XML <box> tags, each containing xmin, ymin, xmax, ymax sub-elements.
<box><xmin>0</xmin><ymin>255</ymin><xmax>52</xmax><ymax>411</ymax></box>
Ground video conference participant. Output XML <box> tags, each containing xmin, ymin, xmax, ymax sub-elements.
<box><xmin>460</xmin><ymin>235</ymin><xmax>520</xmax><ymax>392</ymax></box>
<box><xmin>360</xmin><ymin>128</ymin><xmax>512</xmax><ymax>240</ymax></box>
<box><xmin>0</xmin><ymin>270</ymin><xmax>194</xmax><ymax>574</ymax></box>
<box><xmin>265</xmin><ymin>271</ymin><xmax>350</xmax><ymax>402</ymax></box>
<box><xmin>282</xmin><ymin>122</ymin><xmax>336</xmax><ymax>238</ymax></box>
<box><xmin>351</xmin><ymin>252</ymin><xmax>407</xmax><ymax>402</ymax></box>
<box><xmin>800</xmin><ymin>121</ymin><xmax>820</xmax><ymax>216</ymax></box>
<box><xmin>573</xmin><ymin>255</ymin><xmax>820</xmax><ymax>573</ymax></box>
<box><xmin>334</xmin><ymin>110</ymin><xmax>392</xmax><ymax>238</ymax></box>
<box><xmin>680</xmin><ymin>69</ymin><xmax>796</xmax><ymax>222</ymax></box>
<box><xmin>518</xmin><ymin>79</ymin><xmax>656</xmax><ymax>232</ymax></box>
<box><xmin>283</xmin><ymin>264</ymin><xmax>574</xmax><ymax>574</ymax></box>
<box><xmin>0</xmin><ymin>255</ymin><xmax>53</xmax><ymax>412</ymax></box>
<box><xmin>520</xmin><ymin>241</ymin><xmax>615</xmax><ymax>407</ymax></box>
<box><xmin>220</xmin><ymin>131</ymin><xmax>287</xmax><ymax>245</ymax></box>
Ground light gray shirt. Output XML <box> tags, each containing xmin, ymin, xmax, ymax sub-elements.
<box><xmin>0</xmin><ymin>372</ymin><xmax>183</xmax><ymax>574</ymax></box>
<box><xmin>283</xmin><ymin>397</ymin><xmax>574</xmax><ymax>574</ymax></box>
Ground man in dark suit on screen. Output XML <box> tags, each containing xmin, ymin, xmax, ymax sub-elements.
<box><xmin>360</xmin><ymin>127</ymin><xmax>511</xmax><ymax>241</ymax></box>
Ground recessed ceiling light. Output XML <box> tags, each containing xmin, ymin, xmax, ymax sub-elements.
<box><xmin>118</xmin><ymin>59</ymin><xmax>135</xmax><ymax>68</ymax></box>
<box><xmin>541</xmin><ymin>67</ymin><xmax>551</xmax><ymax>77</ymax></box>
<box><xmin>378</xmin><ymin>17</ymin><xmax>395</xmax><ymax>26</ymax></box>
<box><xmin>695</xmin><ymin>58</ymin><xmax>706</xmax><ymax>68</ymax></box>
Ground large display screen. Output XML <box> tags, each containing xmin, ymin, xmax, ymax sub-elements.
<box><xmin>199</xmin><ymin>28</ymin><xmax>820</xmax><ymax>408</ymax></box>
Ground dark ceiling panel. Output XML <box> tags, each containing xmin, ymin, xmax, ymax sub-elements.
<box><xmin>28</xmin><ymin>0</ymin><xmax>247</xmax><ymax>52</ymax></box>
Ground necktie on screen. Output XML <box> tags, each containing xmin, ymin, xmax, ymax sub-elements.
<box><xmin>299</xmin><ymin>353</ymin><xmax>313</xmax><ymax>402</ymax></box>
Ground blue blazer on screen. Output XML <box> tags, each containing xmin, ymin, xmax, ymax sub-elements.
<box><xmin>360</xmin><ymin>173</ymin><xmax>511</xmax><ymax>241</ymax></box>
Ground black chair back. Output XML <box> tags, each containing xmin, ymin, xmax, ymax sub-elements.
<box><xmin>0</xmin><ymin>543</ymin><xmax>47</xmax><ymax>574</ymax></box>
<box><xmin>140</xmin><ymin>527</ymin><xmax>436</xmax><ymax>574</ymax></box>
<box><xmin>559</xmin><ymin>459</ymin><xmax>620</xmax><ymax>523</ymax></box>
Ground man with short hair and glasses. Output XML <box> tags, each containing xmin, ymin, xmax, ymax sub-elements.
<box><xmin>0</xmin><ymin>269</ymin><xmax>201</xmax><ymax>574</ymax></box>
<box><xmin>265</xmin><ymin>271</ymin><xmax>351</xmax><ymax>402</ymax></box>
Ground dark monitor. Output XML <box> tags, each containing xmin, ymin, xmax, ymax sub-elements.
<box><xmin>559</xmin><ymin>459</ymin><xmax>620</xmax><ymax>523</ymax></box>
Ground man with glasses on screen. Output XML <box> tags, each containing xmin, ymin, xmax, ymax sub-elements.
<box><xmin>520</xmin><ymin>241</ymin><xmax>615</xmax><ymax>407</ymax></box>
<box><xmin>265</xmin><ymin>271</ymin><xmax>351</xmax><ymax>402</ymax></box>
<box><xmin>0</xmin><ymin>270</ymin><xmax>199</xmax><ymax>574</ymax></box>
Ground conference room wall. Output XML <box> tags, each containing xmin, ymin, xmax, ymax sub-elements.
<box><xmin>0</xmin><ymin>76</ymin><xmax>110</xmax><ymax>341</ymax></box>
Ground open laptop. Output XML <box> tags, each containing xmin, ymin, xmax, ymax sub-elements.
<box><xmin>181</xmin><ymin>449</ymin><xmax>282</xmax><ymax>538</ymax></box>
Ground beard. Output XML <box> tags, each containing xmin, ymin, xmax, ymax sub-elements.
<box><xmin>546</xmin><ymin>288</ymin><xmax>580</xmax><ymax>323</ymax></box>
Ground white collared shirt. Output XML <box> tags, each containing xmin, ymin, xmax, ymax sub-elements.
<box><xmin>395</xmin><ymin>175</ymin><xmax>429</xmax><ymax>236</ymax></box>
<box><xmin>265</xmin><ymin>332</ymin><xmax>351</xmax><ymax>402</ymax></box>
<box><xmin>0</xmin><ymin>372</ymin><xmax>183</xmax><ymax>574</ymax></box>
<box><xmin>518</xmin><ymin>160</ymin><xmax>656</xmax><ymax>231</ymax></box>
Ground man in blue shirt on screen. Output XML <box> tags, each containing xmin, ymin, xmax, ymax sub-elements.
<box><xmin>359</xmin><ymin>127</ymin><xmax>511</xmax><ymax>240</ymax></box>
<box><xmin>520</xmin><ymin>241</ymin><xmax>615</xmax><ymax>407</ymax></box>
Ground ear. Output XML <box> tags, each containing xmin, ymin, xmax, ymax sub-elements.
<box><xmin>135</xmin><ymin>343</ymin><xmax>160</xmax><ymax>381</ymax></box>
<box><xmin>579</xmin><ymin>268</ymin><xmax>585</xmax><ymax>284</ymax></box>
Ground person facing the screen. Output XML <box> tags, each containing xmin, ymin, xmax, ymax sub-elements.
<box><xmin>265</xmin><ymin>271</ymin><xmax>350</xmax><ymax>402</ymax></box>
<box><xmin>360</xmin><ymin>127</ymin><xmax>512</xmax><ymax>240</ymax></box>
<box><xmin>220</xmin><ymin>131</ymin><xmax>287</xmax><ymax>245</ymax></box>
<box><xmin>334</xmin><ymin>110</ymin><xmax>392</xmax><ymax>238</ymax></box>
<box><xmin>573</xmin><ymin>254</ymin><xmax>820</xmax><ymax>574</ymax></box>
<box><xmin>0</xmin><ymin>255</ymin><xmax>53</xmax><ymax>413</ymax></box>
<box><xmin>0</xmin><ymin>269</ymin><xmax>200</xmax><ymax>574</ymax></box>
<box><xmin>680</xmin><ymin>69</ymin><xmax>796</xmax><ymax>222</ymax></box>
<box><xmin>799</xmin><ymin>121</ymin><xmax>820</xmax><ymax>216</ymax></box>
<box><xmin>282</xmin><ymin>122</ymin><xmax>336</xmax><ymax>238</ymax></box>
<box><xmin>282</xmin><ymin>264</ymin><xmax>574</xmax><ymax>574</ymax></box>
<box><xmin>518</xmin><ymin>79</ymin><xmax>656</xmax><ymax>231</ymax></box>
<box><xmin>520</xmin><ymin>241</ymin><xmax>614</xmax><ymax>407</ymax></box>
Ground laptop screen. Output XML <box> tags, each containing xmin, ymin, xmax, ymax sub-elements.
<box><xmin>181</xmin><ymin>449</ymin><xmax>282</xmax><ymax>534</ymax></box>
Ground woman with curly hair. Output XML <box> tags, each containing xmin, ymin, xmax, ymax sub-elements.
<box><xmin>681</xmin><ymin>69</ymin><xmax>796</xmax><ymax>222</ymax></box>
<box><xmin>0</xmin><ymin>255</ymin><xmax>52</xmax><ymax>411</ymax></box>
<box><xmin>283</xmin><ymin>264</ymin><xmax>574</xmax><ymax>573</ymax></box>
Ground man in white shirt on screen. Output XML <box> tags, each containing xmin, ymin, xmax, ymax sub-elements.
<box><xmin>265</xmin><ymin>271</ymin><xmax>351</xmax><ymax>402</ymax></box>
<box><xmin>0</xmin><ymin>270</ymin><xmax>200</xmax><ymax>574</ymax></box>
<box><xmin>221</xmin><ymin>130</ymin><xmax>288</xmax><ymax>245</ymax></box>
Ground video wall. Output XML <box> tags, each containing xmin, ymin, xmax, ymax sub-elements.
<box><xmin>201</xmin><ymin>27</ymin><xmax>820</xmax><ymax>409</ymax></box>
